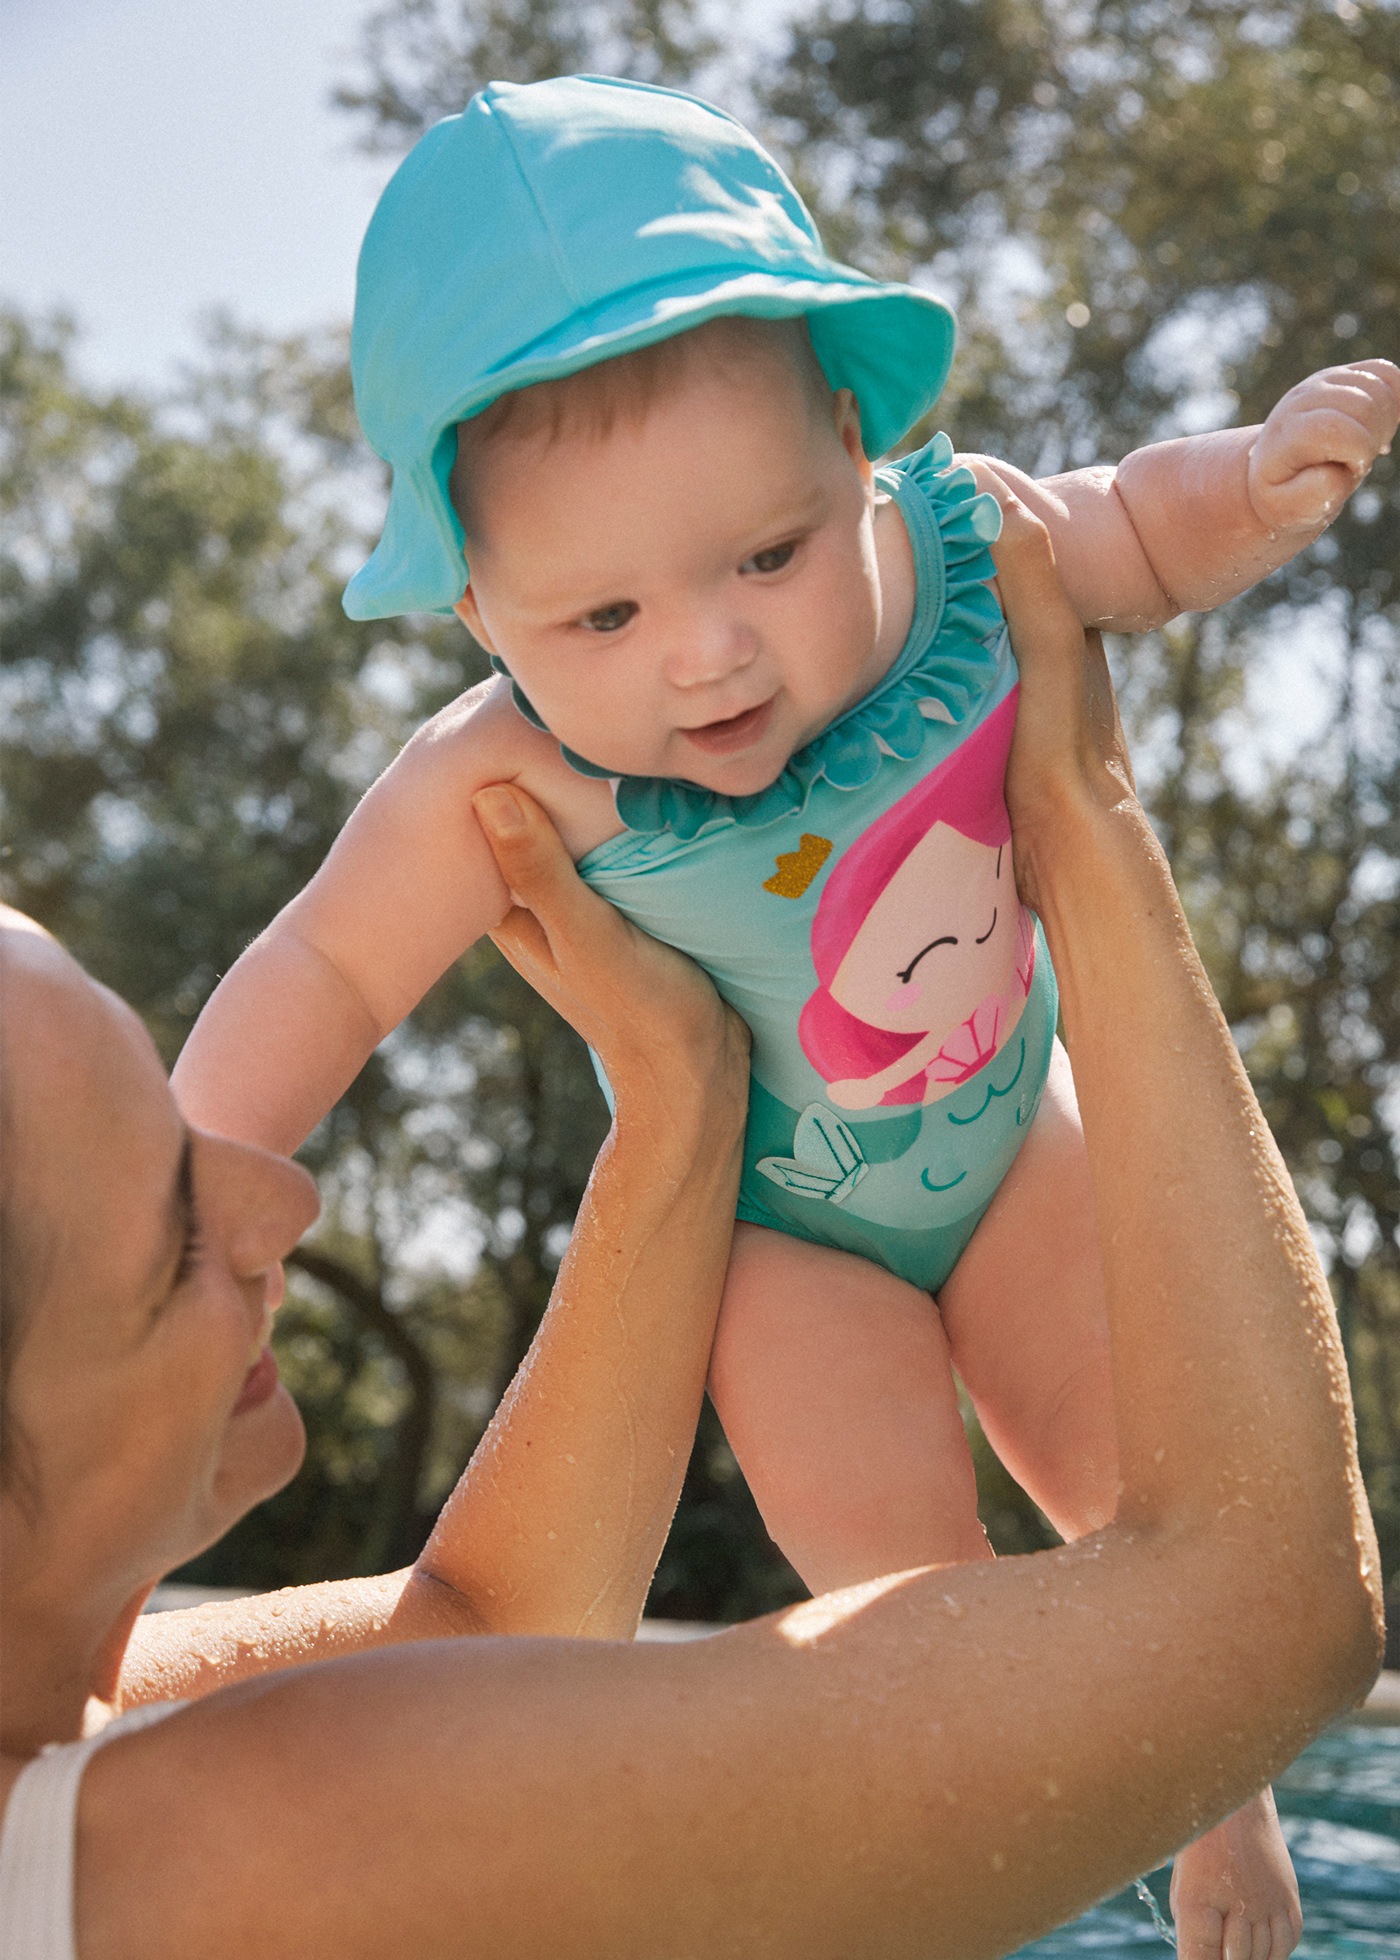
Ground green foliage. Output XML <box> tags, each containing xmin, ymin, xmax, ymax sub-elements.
<box><xmin>6</xmin><ymin>0</ymin><xmax>1396</xmax><ymax>1618</ymax></box>
<box><xmin>0</xmin><ymin>309</ymin><xmax>611</xmax><ymax>1581</ymax></box>
<box><xmin>762</xmin><ymin>0</ymin><xmax>1400</xmax><ymax>1578</ymax></box>
<box><xmin>334</xmin><ymin>0</ymin><xmax>717</xmax><ymax>146</ymax></box>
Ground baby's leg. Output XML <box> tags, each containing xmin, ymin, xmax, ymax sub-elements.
<box><xmin>937</xmin><ymin>1039</ymin><xmax>1119</xmax><ymax>1539</ymax></box>
<box><xmin>942</xmin><ymin>1039</ymin><xmax>1300</xmax><ymax>1960</ymax></box>
<box><xmin>708</xmin><ymin>1226</ymin><xmax>991</xmax><ymax>1595</ymax></box>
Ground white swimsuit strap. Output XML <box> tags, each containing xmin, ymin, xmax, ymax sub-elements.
<box><xmin>0</xmin><ymin>1701</ymin><xmax>183</xmax><ymax>1960</ymax></box>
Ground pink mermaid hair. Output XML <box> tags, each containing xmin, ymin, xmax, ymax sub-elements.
<box><xmin>799</xmin><ymin>688</ymin><xmax>1020</xmax><ymax>1106</ymax></box>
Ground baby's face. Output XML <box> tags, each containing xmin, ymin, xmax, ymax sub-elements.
<box><xmin>454</xmin><ymin>347</ymin><xmax>888</xmax><ymax>796</ymax></box>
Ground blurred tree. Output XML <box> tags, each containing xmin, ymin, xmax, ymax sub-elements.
<box><xmin>8</xmin><ymin>0</ymin><xmax>1394</xmax><ymax>1621</ymax></box>
<box><xmin>0</xmin><ymin>306</ymin><xmax>802</xmax><ymax>1613</ymax></box>
<box><xmin>0</xmin><ymin>312</ymin><xmax>605</xmax><ymax>1583</ymax></box>
<box><xmin>764</xmin><ymin>0</ymin><xmax>1400</xmax><ymax>1579</ymax></box>
<box><xmin>328</xmin><ymin>0</ymin><xmax>808</xmax><ymax>1617</ymax></box>
<box><xmin>334</xmin><ymin>0</ymin><xmax>718</xmax><ymax>145</ymax></box>
<box><xmin>337</xmin><ymin>0</ymin><xmax>1398</xmax><ymax>1594</ymax></box>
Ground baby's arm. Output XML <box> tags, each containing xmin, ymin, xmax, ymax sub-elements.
<box><xmin>964</xmin><ymin>358</ymin><xmax>1399</xmax><ymax>630</ymax></box>
<box><xmin>173</xmin><ymin>682</ymin><xmax>574</xmax><ymax>1153</ymax></box>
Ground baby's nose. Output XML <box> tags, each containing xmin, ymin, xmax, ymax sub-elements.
<box><xmin>665</xmin><ymin>615</ymin><xmax>758</xmax><ymax>690</ymax></box>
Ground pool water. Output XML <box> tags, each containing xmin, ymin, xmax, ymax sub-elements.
<box><xmin>1011</xmin><ymin>1723</ymin><xmax>1400</xmax><ymax>1956</ymax></box>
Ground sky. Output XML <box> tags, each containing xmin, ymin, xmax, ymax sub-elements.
<box><xmin>0</xmin><ymin>0</ymin><xmax>397</xmax><ymax>390</ymax></box>
<box><xmin>0</xmin><ymin>0</ymin><xmax>1366</xmax><ymax>772</ymax></box>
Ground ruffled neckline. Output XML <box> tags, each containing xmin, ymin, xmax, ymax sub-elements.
<box><xmin>492</xmin><ymin>432</ymin><xmax>1004</xmax><ymax>841</ymax></box>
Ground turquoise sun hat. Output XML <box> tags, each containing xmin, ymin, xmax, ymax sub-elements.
<box><xmin>344</xmin><ymin>74</ymin><xmax>957</xmax><ymax>621</ymax></box>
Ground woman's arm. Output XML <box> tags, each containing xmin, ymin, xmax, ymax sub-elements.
<box><xmin>119</xmin><ymin>796</ymin><xmax>748</xmax><ymax>1702</ymax></box>
<box><xmin>964</xmin><ymin>356</ymin><xmax>1399</xmax><ymax>631</ymax></box>
<box><xmin>87</xmin><ymin>511</ymin><xmax>1379</xmax><ymax>1960</ymax></box>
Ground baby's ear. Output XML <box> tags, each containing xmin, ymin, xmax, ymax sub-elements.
<box><xmin>453</xmin><ymin>587</ymin><xmax>497</xmax><ymax>655</ymax></box>
<box><xmin>833</xmin><ymin>388</ymin><xmax>873</xmax><ymax>484</ymax></box>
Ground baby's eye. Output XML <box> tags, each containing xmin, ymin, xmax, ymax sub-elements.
<box><xmin>579</xmin><ymin>600</ymin><xmax>638</xmax><ymax>633</ymax></box>
<box><xmin>742</xmin><ymin>540</ymin><xmax>798</xmax><ymax>576</ymax></box>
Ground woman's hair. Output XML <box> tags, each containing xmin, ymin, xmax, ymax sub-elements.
<box><xmin>450</xmin><ymin>314</ymin><xmax>833</xmax><ymax>535</ymax></box>
<box><xmin>798</xmin><ymin>689</ymin><xmax>1018</xmax><ymax>1104</ymax></box>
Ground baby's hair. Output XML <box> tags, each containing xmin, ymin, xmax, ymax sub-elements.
<box><xmin>799</xmin><ymin>690</ymin><xmax>1019</xmax><ymax>1104</ymax></box>
<box><xmin>451</xmin><ymin>315</ymin><xmax>833</xmax><ymax>536</ymax></box>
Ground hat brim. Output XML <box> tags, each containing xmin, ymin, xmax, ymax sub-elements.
<box><xmin>344</xmin><ymin>270</ymin><xmax>955</xmax><ymax>621</ymax></box>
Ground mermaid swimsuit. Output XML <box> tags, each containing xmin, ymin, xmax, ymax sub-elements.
<box><xmin>503</xmin><ymin>435</ymin><xmax>1058</xmax><ymax>1293</ymax></box>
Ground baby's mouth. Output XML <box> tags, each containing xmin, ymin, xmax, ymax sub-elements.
<box><xmin>680</xmin><ymin>698</ymin><xmax>774</xmax><ymax>756</ymax></box>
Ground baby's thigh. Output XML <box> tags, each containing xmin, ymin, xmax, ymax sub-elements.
<box><xmin>938</xmin><ymin>1040</ymin><xmax>1118</xmax><ymax>1538</ymax></box>
<box><xmin>710</xmin><ymin>1225</ymin><xmax>990</xmax><ymax>1593</ymax></box>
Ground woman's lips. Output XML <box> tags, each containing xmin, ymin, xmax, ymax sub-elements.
<box><xmin>232</xmin><ymin>1345</ymin><xmax>280</xmax><ymax>1416</ymax></box>
<box><xmin>680</xmin><ymin>699</ymin><xmax>774</xmax><ymax>756</ymax></box>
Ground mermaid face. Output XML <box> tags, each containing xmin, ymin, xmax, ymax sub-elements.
<box><xmin>830</xmin><ymin>823</ymin><xmax>1016</xmax><ymax>1045</ymax></box>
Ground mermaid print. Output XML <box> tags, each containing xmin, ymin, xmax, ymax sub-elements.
<box><xmin>798</xmin><ymin>690</ymin><xmax>1035</xmax><ymax>1112</ymax></box>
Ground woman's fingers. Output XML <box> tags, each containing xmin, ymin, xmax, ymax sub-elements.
<box><xmin>992</xmin><ymin>497</ymin><xmax>1136</xmax><ymax>909</ymax></box>
<box><xmin>472</xmin><ymin>783</ymin><xmax>748</xmax><ymax>1104</ymax></box>
<box><xmin>475</xmin><ymin>787</ymin><xmax>596</xmax><ymax>951</ymax></box>
<box><xmin>473</xmin><ymin>783</ymin><xmax>632</xmax><ymax>1002</ymax></box>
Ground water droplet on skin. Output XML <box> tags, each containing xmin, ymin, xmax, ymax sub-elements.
<box><xmin>991</xmin><ymin>1852</ymin><xmax>1006</xmax><ymax>1871</ymax></box>
<box><xmin>941</xmin><ymin>1595</ymin><xmax>965</xmax><ymax>1619</ymax></box>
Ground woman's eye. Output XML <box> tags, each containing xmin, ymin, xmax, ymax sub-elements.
<box><xmin>172</xmin><ymin>1218</ymin><xmax>203</xmax><ymax>1289</ymax></box>
<box><xmin>743</xmin><ymin>540</ymin><xmax>797</xmax><ymax>575</ymax></box>
<box><xmin>579</xmin><ymin>600</ymin><xmax>637</xmax><ymax>633</ymax></box>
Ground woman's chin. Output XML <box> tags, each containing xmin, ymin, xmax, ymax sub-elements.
<box><xmin>213</xmin><ymin>1381</ymin><xmax>307</xmax><ymax>1520</ymax></box>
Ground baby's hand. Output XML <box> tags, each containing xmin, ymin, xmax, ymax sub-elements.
<box><xmin>1248</xmin><ymin>357</ymin><xmax>1400</xmax><ymax>533</ymax></box>
<box><xmin>1169</xmin><ymin>1789</ymin><xmax>1302</xmax><ymax>1960</ymax></box>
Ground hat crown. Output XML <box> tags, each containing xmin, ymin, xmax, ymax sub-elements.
<box><xmin>351</xmin><ymin>76</ymin><xmax>826</xmax><ymax>455</ymax></box>
<box><xmin>343</xmin><ymin>74</ymin><xmax>956</xmax><ymax>620</ymax></box>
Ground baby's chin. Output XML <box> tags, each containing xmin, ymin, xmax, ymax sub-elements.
<box><xmin>665</xmin><ymin>703</ymin><xmax>804</xmax><ymax>796</ymax></box>
<box><xmin>575</xmin><ymin>734</ymin><xmax>794</xmax><ymax>799</ymax></box>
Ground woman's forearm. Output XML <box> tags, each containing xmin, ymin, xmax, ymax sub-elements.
<box><xmin>1032</xmin><ymin>788</ymin><xmax>1372</xmax><ymax>1572</ymax></box>
<box><xmin>409</xmin><ymin>1073</ymin><xmax>745</xmax><ymax>1637</ymax></box>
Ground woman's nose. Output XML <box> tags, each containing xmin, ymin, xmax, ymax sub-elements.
<box><xmin>196</xmin><ymin>1131</ymin><xmax>320</xmax><ymax>1285</ymax></box>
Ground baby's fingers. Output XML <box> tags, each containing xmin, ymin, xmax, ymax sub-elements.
<box><xmin>1264</xmin><ymin>360</ymin><xmax>1400</xmax><ymax>447</ymax></box>
<box><xmin>1251</xmin><ymin>360</ymin><xmax>1400</xmax><ymax>527</ymax></box>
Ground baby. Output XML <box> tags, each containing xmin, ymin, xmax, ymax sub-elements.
<box><xmin>174</xmin><ymin>76</ymin><xmax>1398</xmax><ymax>1952</ymax></box>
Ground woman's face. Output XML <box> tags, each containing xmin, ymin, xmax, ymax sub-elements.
<box><xmin>0</xmin><ymin>921</ymin><xmax>318</xmax><ymax>1625</ymax></box>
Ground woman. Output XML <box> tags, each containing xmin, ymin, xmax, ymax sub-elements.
<box><xmin>0</xmin><ymin>513</ymin><xmax>1381</xmax><ymax>1960</ymax></box>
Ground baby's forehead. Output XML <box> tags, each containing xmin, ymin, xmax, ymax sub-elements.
<box><xmin>452</xmin><ymin>318</ymin><xmax>838</xmax><ymax>549</ymax></box>
<box><xmin>457</xmin><ymin>316</ymin><xmax>829</xmax><ymax>466</ymax></box>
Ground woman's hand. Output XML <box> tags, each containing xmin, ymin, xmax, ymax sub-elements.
<box><xmin>473</xmin><ymin>783</ymin><xmax>750</xmax><ymax>1150</ymax></box>
<box><xmin>993</xmin><ymin>497</ymin><xmax>1136</xmax><ymax>915</ymax></box>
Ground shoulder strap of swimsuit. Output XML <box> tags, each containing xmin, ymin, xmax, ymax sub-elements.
<box><xmin>0</xmin><ymin>1702</ymin><xmax>183</xmax><ymax>1960</ymax></box>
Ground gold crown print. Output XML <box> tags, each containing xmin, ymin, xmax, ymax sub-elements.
<box><xmin>763</xmin><ymin>833</ymin><xmax>833</xmax><ymax>900</ymax></box>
